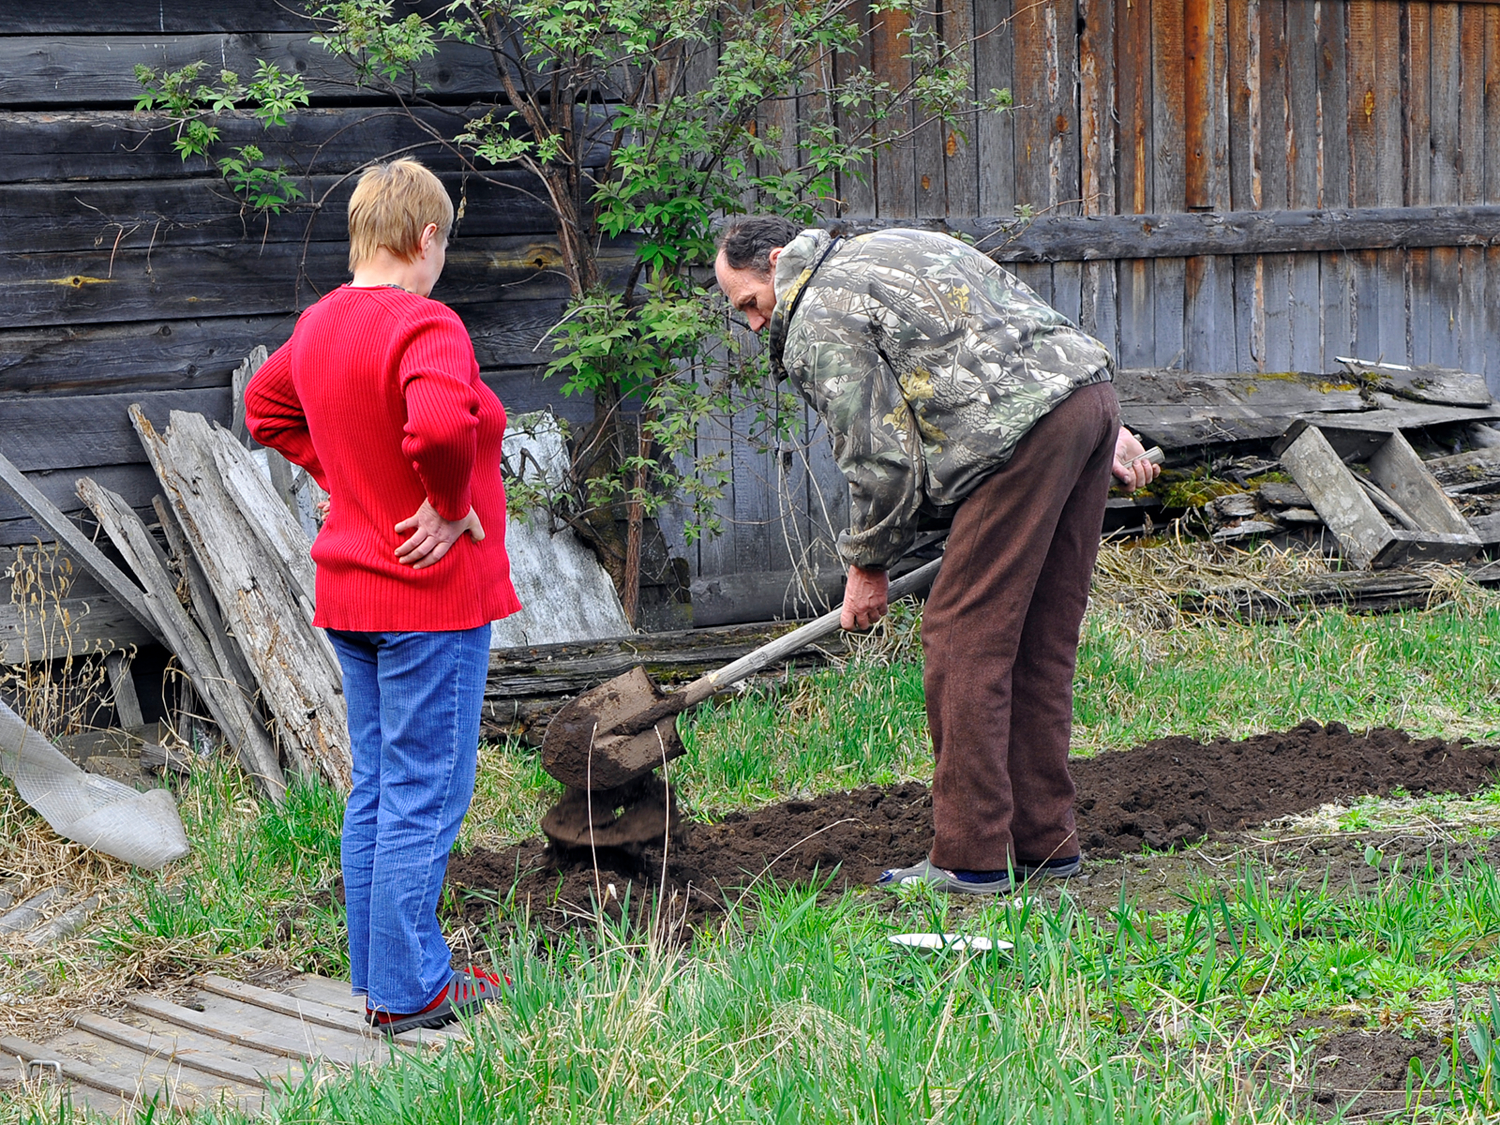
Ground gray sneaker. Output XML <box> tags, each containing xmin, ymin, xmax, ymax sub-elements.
<box><xmin>1014</xmin><ymin>855</ymin><xmax>1083</xmax><ymax>880</ymax></box>
<box><xmin>876</xmin><ymin>859</ymin><xmax>1012</xmax><ymax>895</ymax></box>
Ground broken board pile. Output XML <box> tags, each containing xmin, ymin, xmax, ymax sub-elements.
<box><xmin>1114</xmin><ymin>360</ymin><xmax>1500</xmax><ymax>563</ymax></box>
<box><xmin>0</xmin><ymin>349</ymin><xmax>350</xmax><ymax>807</ymax></box>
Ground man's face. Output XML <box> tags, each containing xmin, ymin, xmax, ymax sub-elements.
<box><xmin>715</xmin><ymin>247</ymin><xmax>781</xmax><ymax>333</ymax></box>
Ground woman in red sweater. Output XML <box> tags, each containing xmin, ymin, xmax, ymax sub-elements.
<box><xmin>246</xmin><ymin>159</ymin><xmax>519</xmax><ymax>1034</ymax></box>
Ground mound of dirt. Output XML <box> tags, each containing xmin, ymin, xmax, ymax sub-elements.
<box><xmin>446</xmin><ymin>721</ymin><xmax>1499</xmax><ymax>932</ymax></box>
<box><xmin>1075</xmin><ymin>719</ymin><xmax>1498</xmax><ymax>856</ymax></box>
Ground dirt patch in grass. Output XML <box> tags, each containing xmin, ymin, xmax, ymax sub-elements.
<box><xmin>445</xmin><ymin>720</ymin><xmax>1499</xmax><ymax>933</ymax></box>
<box><xmin>1265</xmin><ymin>1026</ymin><xmax>1462</xmax><ymax>1120</ymax></box>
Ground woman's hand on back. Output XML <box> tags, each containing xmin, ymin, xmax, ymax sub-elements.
<box><xmin>394</xmin><ymin>499</ymin><xmax>485</xmax><ymax>569</ymax></box>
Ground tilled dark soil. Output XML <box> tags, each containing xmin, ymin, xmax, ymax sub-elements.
<box><xmin>446</xmin><ymin>720</ymin><xmax>1500</xmax><ymax>933</ymax></box>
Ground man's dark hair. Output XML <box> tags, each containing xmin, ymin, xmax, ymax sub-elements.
<box><xmin>716</xmin><ymin>215</ymin><xmax>803</xmax><ymax>275</ymax></box>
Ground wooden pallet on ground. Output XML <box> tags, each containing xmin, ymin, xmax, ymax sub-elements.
<box><xmin>1</xmin><ymin>973</ymin><xmax>459</xmax><ymax>1118</ymax></box>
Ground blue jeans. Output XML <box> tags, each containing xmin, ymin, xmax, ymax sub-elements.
<box><xmin>327</xmin><ymin>626</ymin><xmax>490</xmax><ymax>1013</ymax></box>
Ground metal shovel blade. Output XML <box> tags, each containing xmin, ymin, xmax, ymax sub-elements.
<box><xmin>541</xmin><ymin>665</ymin><xmax>687</xmax><ymax>790</ymax></box>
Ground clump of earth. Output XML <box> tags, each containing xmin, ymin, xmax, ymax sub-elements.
<box><xmin>445</xmin><ymin>720</ymin><xmax>1499</xmax><ymax>935</ymax></box>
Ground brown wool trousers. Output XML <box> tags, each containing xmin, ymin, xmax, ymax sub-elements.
<box><xmin>923</xmin><ymin>381</ymin><xmax>1120</xmax><ymax>872</ymax></box>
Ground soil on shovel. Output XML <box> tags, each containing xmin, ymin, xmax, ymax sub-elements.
<box><xmin>445</xmin><ymin>720</ymin><xmax>1500</xmax><ymax>935</ymax></box>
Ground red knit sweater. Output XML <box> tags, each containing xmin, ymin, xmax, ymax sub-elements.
<box><xmin>245</xmin><ymin>285</ymin><xmax>521</xmax><ymax>632</ymax></box>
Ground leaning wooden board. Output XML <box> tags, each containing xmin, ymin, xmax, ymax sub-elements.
<box><xmin>1</xmin><ymin>974</ymin><xmax>459</xmax><ymax>1116</ymax></box>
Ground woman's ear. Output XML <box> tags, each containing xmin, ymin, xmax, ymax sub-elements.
<box><xmin>420</xmin><ymin>222</ymin><xmax>440</xmax><ymax>254</ymax></box>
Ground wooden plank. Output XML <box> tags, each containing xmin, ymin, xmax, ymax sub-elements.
<box><xmin>196</xmin><ymin>975</ymin><xmax>457</xmax><ymax>1046</ymax></box>
<box><xmin>1295</xmin><ymin>398</ymin><xmax>1500</xmax><ymax>433</ymax></box>
<box><xmin>0</xmin><ymin>303</ymin><xmax>573</xmax><ymax>398</ymax></box>
<box><xmin>1280</xmin><ymin>425</ymin><xmax>1399</xmax><ymax>568</ymax></box>
<box><xmin>0</xmin><ymin>388</ymin><xmax>230</xmax><ymax>473</ymax></box>
<box><xmin>842</xmin><ymin>203</ymin><xmax>1500</xmax><ymax>263</ymax></box>
<box><xmin>1183</xmin><ymin>0</ymin><xmax>1222</xmax><ymax>211</ymax></box>
<box><xmin>72</xmin><ymin>1012</ymin><xmax>277</xmax><ymax>1089</ymax></box>
<box><xmin>690</xmin><ymin>385</ymin><xmax>735</xmax><ymax>585</ymax></box>
<box><xmin>1051</xmin><ymin>261</ymin><xmax>1082</xmax><ymax>325</ymax></box>
<box><xmin>1258</xmin><ymin>4</ymin><xmax>1290</xmax><ymax>373</ymax></box>
<box><xmin>1261</xmin><ymin>253</ymin><xmax>1292</xmax><ymax>371</ymax></box>
<box><xmin>1368</xmin><ymin>429</ymin><xmax>1475</xmax><ymax>537</ymax></box>
<box><xmin>0</xmin><ymin>463</ymin><xmax>164</xmax><ymax>544</ymax></box>
<box><xmin>0</xmin><ymin>33</ymin><xmax>509</xmax><ymax>108</ymax></box>
<box><xmin>0</xmin><ymin>0</ymin><xmax>445</xmax><ymax>33</ymax></box>
<box><xmin>1230</xmin><ymin>0</ymin><xmax>1258</xmax><ymax>376</ymax></box>
<box><xmin>1487</xmin><ymin>246</ymin><xmax>1500</xmax><ymax>391</ymax></box>
<box><xmin>0</xmin><ymin>1033</ymin><xmax>184</xmax><ymax>1108</ymax></box>
<box><xmin>974</xmin><ymin>0</ymin><xmax>1015</xmax><ymax>220</ymax></box>
<box><xmin>1316</xmin><ymin>3</ymin><xmax>1353</xmax><ymax>370</ymax></box>
<box><xmin>1427</xmin><ymin>4</ymin><xmax>1460</xmax><ymax>366</ymax></box>
<box><xmin>1015</xmin><ymin>262</ymin><xmax>1052</xmax><ymax>304</ymax></box>
<box><xmin>1115</xmin><ymin>0</ymin><xmax>1153</xmax><ymax>367</ymax></box>
<box><xmin>1346</xmin><ymin>0</ymin><xmax>1378</xmax><ymax>365</ymax></box>
<box><xmin>1348</xmin><ymin>363</ymin><xmax>1494</xmax><ymax>408</ymax></box>
<box><xmin>940</xmin><ymin>0</ymin><xmax>979</xmax><ymax>218</ymax></box>
<box><xmin>1456</xmin><ymin>5</ymin><xmax>1489</xmax><ymax>374</ymax></box>
<box><xmin>0</xmin><ymin>170</ymin><xmax>557</xmax><ymax>256</ymax></box>
<box><xmin>103</xmin><ymin>651</ymin><xmax>145</xmax><ymax>733</ymax></box>
<box><xmin>286</xmin><ymin>974</ymin><xmax>367</xmax><ymax>1012</ymax></box>
<box><xmin>870</xmin><ymin>1</ymin><xmax>915</xmax><ymax>217</ymax></box>
<box><xmin>1011</xmin><ymin>0</ymin><xmax>1077</xmax><ymax>217</ymax></box>
<box><xmin>122</xmin><ymin>994</ymin><xmax>374</xmax><ymax>1067</ymax></box>
<box><xmin>1183</xmin><ymin>253</ymin><xmax>1235</xmax><ymax>370</ymax></box>
<box><xmin>153</xmin><ymin>494</ymin><xmax>264</xmax><ymax>719</ymax></box>
<box><xmin>1257</xmin><ymin>0</ymin><xmax>1289</xmax><ymax>214</ymax></box>
<box><xmin>1488</xmin><ymin>7</ymin><xmax>1500</xmax><ymax>206</ymax></box>
<box><xmin>0</xmin><ymin>235</ymin><xmax>634</xmax><ymax>330</ymax></box>
<box><xmin>1226</xmin><ymin>0</ymin><xmax>1255</xmax><ymax>211</ymax></box>
<box><xmin>729</xmin><ymin>409</ymin><xmax>783</xmax><ymax>577</ymax></box>
<box><xmin>1077</xmin><ymin>0</ymin><xmax>1116</xmax><ymax>350</ymax></box>
<box><xmin>836</xmin><ymin>3</ymin><xmax>877</xmax><ymax>217</ymax></box>
<box><xmin>1086</xmin><ymin>0</ymin><xmax>1122</xmax><ymax>226</ymax></box>
<box><xmin>1284</xmin><ymin>0</ymin><xmax>1321</xmax><ymax>370</ymax></box>
<box><xmin>0</xmin><ymin>583</ymin><xmax>157</xmax><ymax>665</ymax></box>
<box><xmin>133</xmin><ymin>408</ymin><xmax>349</xmax><ymax>790</ymax></box>
<box><xmin>913</xmin><ymin>1</ymin><xmax>948</xmax><ymax>219</ymax></box>
<box><xmin>1373</xmin><ymin>2</ymin><xmax>1407</xmax><ymax>363</ymax></box>
<box><xmin>484</xmin><ymin>620</ymin><xmax>850</xmax><ymax>702</ymax></box>
<box><xmin>1151</xmin><ymin>0</ymin><xmax>1186</xmax><ymax>367</ymax></box>
<box><xmin>0</xmin><ymin>451</ymin><xmax>161</xmax><ymax>643</ymax></box>
<box><xmin>77</xmin><ymin>475</ymin><xmax>287</xmax><ymax>802</ymax></box>
<box><xmin>0</xmin><ymin>106</ymin><xmax>611</xmax><ymax>186</ymax></box>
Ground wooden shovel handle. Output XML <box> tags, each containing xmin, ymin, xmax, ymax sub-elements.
<box><xmin>612</xmin><ymin>557</ymin><xmax>944</xmax><ymax>736</ymax></box>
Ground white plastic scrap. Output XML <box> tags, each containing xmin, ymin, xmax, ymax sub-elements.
<box><xmin>0</xmin><ymin>699</ymin><xmax>190</xmax><ymax>870</ymax></box>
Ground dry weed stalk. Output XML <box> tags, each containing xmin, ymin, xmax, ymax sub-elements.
<box><xmin>1</xmin><ymin>541</ymin><xmax>113</xmax><ymax>736</ymax></box>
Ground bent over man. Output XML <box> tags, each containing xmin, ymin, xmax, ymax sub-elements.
<box><xmin>715</xmin><ymin>217</ymin><xmax>1158</xmax><ymax>894</ymax></box>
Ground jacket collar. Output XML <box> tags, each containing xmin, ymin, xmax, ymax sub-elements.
<box><xmin>767</xmin><ymin>228</ymin><xmax>838</xmax><ymax>380</ymax></box>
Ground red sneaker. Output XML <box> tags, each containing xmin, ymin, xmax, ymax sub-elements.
<box><xmin>367</xmin><ymin>967</ymin><xmax>507</xmax><ymax>1035</ymax></box>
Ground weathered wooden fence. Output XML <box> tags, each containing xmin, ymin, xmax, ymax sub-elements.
<box><xmin>3</xmin><ymin>0</ymin><xmax>1499</xmax><ymax>636</ymax></box>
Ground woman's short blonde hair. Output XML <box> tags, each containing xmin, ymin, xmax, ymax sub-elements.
<box><xmin>347</xmin><ymin>159</ymin><xmax>455</xmax><ymax>271</ymax></box>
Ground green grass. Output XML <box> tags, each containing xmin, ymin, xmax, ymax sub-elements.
<box><xmin>11</xmin><ymin>593</ymin><xmax>1500</xmax><ymax>1123</ymax></box>
<box><xmin>25</xmin><ymin>863</ymin><xmax>1500</xmax><ymax>1123</ymax></box>
<box><xmin>91</xmin><ymin>765</ymin><xmax>348</xmax><ymax>983</ymax></box>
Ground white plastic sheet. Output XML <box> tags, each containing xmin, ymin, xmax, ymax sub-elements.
<box><xmin>0</xmin><ymin>699</ymin><xmax>189</xmax><ymax>870</ymax></box>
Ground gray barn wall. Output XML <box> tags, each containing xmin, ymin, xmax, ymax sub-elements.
<box><xmin>3</xmin><ymin>1</ymin><xmax>1500</xmax><ymax>621</ymax></box>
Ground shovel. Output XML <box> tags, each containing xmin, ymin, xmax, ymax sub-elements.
<box><xmin>541</xmin><ymin>556</ymin><xmax>943</xmax><ymax>791</ymax></box>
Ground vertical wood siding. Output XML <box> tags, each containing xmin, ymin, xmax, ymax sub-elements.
<box><xmin>831</xmin><ymin>0</ymin><xmax>1500</xmax><ymax>390</ymax></box>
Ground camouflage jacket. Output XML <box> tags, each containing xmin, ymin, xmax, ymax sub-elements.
<box><xmin>768</xmin><ymin>227</ymin><xmax>1113</xmax><ymax>571</ymax></box>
